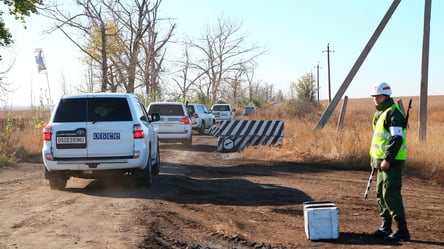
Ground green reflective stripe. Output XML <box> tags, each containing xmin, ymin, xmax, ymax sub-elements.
<box><xmin>369</xmin><ymin>104</ymin><xmax>407</xmax><ymax>160</ymax></box>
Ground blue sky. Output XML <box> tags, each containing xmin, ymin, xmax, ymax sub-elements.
<box><xmin>1</xmin><ymin>0</ymin><xmax>443</xmax><ymax>107</ymax></box>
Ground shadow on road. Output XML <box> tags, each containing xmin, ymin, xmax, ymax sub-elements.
<box><xmin>321</xmin><ymin>232</ymin><xmax>444</xmax><ymax>247</ymax></box>
<box><xmin>66</xmin><ymin>161</ymin><xmax>314</xmax><ymax>207</ymax></box>
<box><xmin>68</xmin><ymin>174</ymin><xmax>313</xmax><ymax>207</ymax></box>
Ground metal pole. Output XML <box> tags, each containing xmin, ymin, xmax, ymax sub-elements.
<box><xmin>315</xmin><ymin>0</ymin><xmax>401</xmax><ymax>129</ymax></box>
<box><xmin>45</xmin><ymin>71</ymin><xmax>52</xmax><ymax>108</ymax></box>
<box><xmin>316</xmin><ymin>62</ymin><xmax>320</xmax><ymax>104</ymax></box>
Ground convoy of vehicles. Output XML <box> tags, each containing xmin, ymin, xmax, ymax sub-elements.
<box><xmin>42</xmin><ymin>93</ymin><xmax>161</xmax><ymax>190</ymax></box>
<box><xmin>42</xmin><ymin>96</ymin><xmax>245</xmax><ymax>190</ymax></box>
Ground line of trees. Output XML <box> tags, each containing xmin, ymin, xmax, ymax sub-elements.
<box><xmin>38</xmin><ymin>0</ymin><xmax>275</xmax><ymax>106</ymax></box>
<box><xmin>1</xmin><ymin>0</ymin><xmax>316</xmax><ymax>108</ymax></box>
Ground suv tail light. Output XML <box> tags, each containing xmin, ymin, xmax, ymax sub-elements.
<box><xmin>133</xmin><ymin>124</ymin><xmax>144</xmax><ymax>139</ymax></box>
<box><xmin>180</xmin><ymin>117</ymin><xmax>191</xmax><ymax>125</ymax></box>
<box><xmin>43</xmin><ymin>126</ymin><xmax>52</xmax><ymax>141</ymax></box>
<box><xmin>193</xmin><ymin>113</ymin><xmax>199</xmax><ymax>118</ymax></box>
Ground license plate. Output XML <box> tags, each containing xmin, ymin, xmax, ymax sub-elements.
<box><xmin>56</xmin><ymin>137</ymin><xmax>86</xmax><ymax>144</ymax></box>
<box><xmin>56</xmin><ymin>128</ymin><xmax>87</xmax><ymax>149</ymax></box>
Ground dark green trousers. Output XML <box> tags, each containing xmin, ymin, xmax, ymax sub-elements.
<box><xmin>371</xmin><ymin>159</ymin><xmax>406</xmax><ymax>221</ymax></box>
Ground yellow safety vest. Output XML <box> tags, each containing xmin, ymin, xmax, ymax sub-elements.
<box><xmin>369</xmin><ymin>105</ymin><xmax>407</xmax><ymax>160</ymax></box>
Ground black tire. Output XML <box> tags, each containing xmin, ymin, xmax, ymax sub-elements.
<box><xmin>48</xmin><ymin>177</ymin><xmax>67</xmax><ymax>190</ymax></box>
<box><xmin>45</xmin><ymin>168</ymin><xmax>67</xmax><ymax>190</ymax></box>
<box><xmin>182</xmin><ymin>136</ymin><xmax>192</xmax><ymax>146</ymax></box>
<box><xmin>45</xmin><ymin>167</ymin><xmax>68</xmax><ymax>190</ymax></box>
<box><xmin>198</xmin><ymin>121</ymin><xmax>205</xmax><ymax>135</ymax></box>
<box><xmin>152</xmin><ymin>143</ymin><xmax>160</xmax><ymax>176</ymax></box>
<box><xmin>137</xmin><ymin>153</ymin><xmax>152</xmax><ymax>188</ymax></box>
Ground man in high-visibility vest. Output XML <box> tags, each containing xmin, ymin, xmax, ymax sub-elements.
<box><xmin>369</xmin><ymin>82</ymin><xmax>410</xmax><ymax>241</ymax></box>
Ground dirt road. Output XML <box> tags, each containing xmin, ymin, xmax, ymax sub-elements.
<box><xmin>0</xmin><ymin>135</ymin><xmax>443</xmax><ymax>249</ymax></box>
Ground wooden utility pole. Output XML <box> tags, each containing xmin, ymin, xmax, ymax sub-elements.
<box><xmin>315</xmin><ymin>0</ymin><xmax>401</xmax><ymax>129</ymax></box>
<box><xmin>316</xmin><ymin>62</ymin><xmax>321</xmax><ymax>104</ymax></box>
<box><xmin>323</xmin><ymin>43</ymin><xmax>334</xmax><ymax>103</ymax></box>
<box><xmin>419</xmin><ymin>0</ymin><xmax>431</xmax><ymax>142</ymax></box>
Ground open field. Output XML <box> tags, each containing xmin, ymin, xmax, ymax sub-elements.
<box><xmin>243</xmin><ymin>95</ymin><xmax>444</xmax><ymax>184</ymax></box>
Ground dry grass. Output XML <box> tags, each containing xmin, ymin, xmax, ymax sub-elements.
<box><xmin>0</xmin><ymin>108</ymin><xmax>50</xmax><ymax>163</ymax></box>
<box><xmin>243</xmin><ymin>96</ymin><xmax>444</xmax><ymax>185</ymax></box>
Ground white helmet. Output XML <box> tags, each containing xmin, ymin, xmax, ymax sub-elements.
<box><xmin>370</xmin><ymin>82</ymin><xmax>392</xmax><ymax>96</ymax></box>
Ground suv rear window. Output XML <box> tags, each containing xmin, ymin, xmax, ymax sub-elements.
<box><xmin>148</xmin><ymin>104</ymin><xmax>185</xmax><ymax>116</ymax></box>
<box><xmin>212</xmin><ymin>105</ymin><xmax>230</xmax><ymax>111</ymax></box>
<box><xmin>53</xmin><ymin>97</ymin><xmax>132</xmax><ymax>122</ymax></box>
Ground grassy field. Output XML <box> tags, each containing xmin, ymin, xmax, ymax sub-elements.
<box><xmin>1</xmin><ymin>95</ymin><xmax>443</xmax><ymax>184</ymax></box>
<box><xmin>242</xmin><ymin>95</ymin><xmax>444</xmax><ymax>185</ymax></box>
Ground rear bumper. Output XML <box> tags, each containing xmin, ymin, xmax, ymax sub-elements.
<box><xmin>45</xmin><ymin>168</ymin><xmax>145</xmax><ymax>179</ymax></box>
<box><xmin>43</xmin><ymin>156</ymin><xmax>148</xmax><ymax>171</ymax></box>
<box><xmin>158</xmin><ymin>133</ymin><xmax>191</xmax><ymax>140</ymax></box>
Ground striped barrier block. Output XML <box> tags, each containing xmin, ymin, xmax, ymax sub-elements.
<box><xmin>208</xmin><ymin>120</ymin><xmax>284</xmax><ymax>152</ymax></box>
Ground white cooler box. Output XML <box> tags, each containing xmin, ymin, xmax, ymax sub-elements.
<box><xmin>303</xmin><ymin>201</ymin><xmax>339</xmax><ymax>240</ymax></box>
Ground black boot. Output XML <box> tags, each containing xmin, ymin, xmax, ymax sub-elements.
<box><xmin>385</xmin><ymin>219</ymin><xmax>410</xmax><ymax>241</ymax></box>
<box><xmin>371</xmin><ymin>217</ymin><xmax>392</xmax><ymax>238</ymax></box>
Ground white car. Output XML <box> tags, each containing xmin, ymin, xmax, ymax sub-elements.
<box><xmin>147</xmin><ymin>102</ymin><xmax>193</xmax><ymax>145</ymax></box>
<box><xmin>42</xmin><ymin>93</ymin><xmax>161</xmax><ymax>190</ymax></box>
<box><xmin>211</xmin><ymin>103</ymin><xmax>236</xmax><ymax>123</ymax></box>
<box><xmin>243</xmin><ymin>106</ymin><xmax>256</xmax><ymax>116</ymax></box>
<box><xmin>186</xmin><ymin>103</ymin><xmax>216</xmax><ymax>134</ymax></box>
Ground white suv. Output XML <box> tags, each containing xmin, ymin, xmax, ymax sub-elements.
<box><xmin>42</xmin><ymin>93</ymin><xmax>161</xmax><ymax>190</ymax></box>
<box><xmin>147</xmin><ymin>102</ymin><xmax>193</xmax><ymax>145</ymax></box>
<box><xmin>186</xmin><ymin>103</ymin><xmax>215</xmax><ymax>134</ymax></box>
<box><xmin>211</xmin><ymin>104</ymin><xmax>236</xmax><ymax>123</ymax></box>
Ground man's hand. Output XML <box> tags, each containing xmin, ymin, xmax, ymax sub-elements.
<box><xmin>381</xmin><ymin>159</ymin><xmax>390</xmax><ymax>170</ymax></box>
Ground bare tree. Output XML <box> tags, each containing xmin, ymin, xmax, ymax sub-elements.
<box><xmin>188</xmin><ymin>16</ymin><xmax>266</xmax><ymax>104</ymax></box>
<box><xmin>137</xmin><ymin>0</ymin><xmax>175</xmax><ymax>100</ymax></box>
<box><xmin>106</xmin><ymin>0</ymin><xmax>150</xmax><ymax>93</ymax></box>
<box><xmin>245</xmin><ymin>62</ymin><xmax>255</xmax><ymax>101</ymax></box>
<box><xmin>42</xmin><ymin>0</ymin><xmax>112</xmax><ymax>91</ymax></box>
<box><xmin>42</xmin><ymin>0</ymin><xmax>175</xmax><ymax>94</ymax></box>
<box><xmin>171</xmin><ymin>46</ymin><xmax>193</xmax><ymax>102</ymax></box>
<box><xmin>170</xmin><ymin>44</ymin><xmax>209</xmax><ymax>102</ymax></box>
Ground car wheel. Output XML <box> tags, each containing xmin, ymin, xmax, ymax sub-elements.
<box><xmin>136</xmin><ymin>153</ymin><xmax>152</xmax><ymax>187</ymax></box>
<box><xmin>182</xmin><ymin>136</ymin><xmax>192</xmax><ymax>146</ymax></box>
<box><xmin>45</xmin><ymin>168</ymin><xmax>67</xmax><ymax>190</ymax></box>
<box><xmin>198</xmin><ymin>121</ymin><xmax>205</xmax><ymax>135</ymax></box>
<box><xmin>152</xmin><ymin>143</ymin><xmax>160</xmax><ymax>176</ymax></box>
